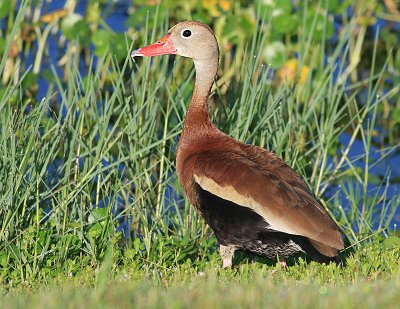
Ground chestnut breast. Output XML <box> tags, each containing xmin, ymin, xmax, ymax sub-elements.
<box><xmin>176</xmin><ymin>128</ymin><xmax>234</xmax><ymax>202</ymax></box>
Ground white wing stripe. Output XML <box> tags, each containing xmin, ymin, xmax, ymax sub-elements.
<box><xmin>194</xmin><ymin>174</ymin><xmax>300</xmax><ymax>235</ymax></box>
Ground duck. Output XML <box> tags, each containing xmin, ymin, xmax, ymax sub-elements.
<box><xmin>131</xmin><ymin>21</ymin><xmax>344</xmax><ymax>268</ymax></box>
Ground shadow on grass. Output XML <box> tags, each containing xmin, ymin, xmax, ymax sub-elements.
<box><xmin>232</xmin><ymin>240</ymin><xmax>354</xmax><ymax>268</ymax></box>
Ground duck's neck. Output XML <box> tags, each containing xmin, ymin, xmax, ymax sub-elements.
<box><xmin>183</xmin><ymin>57</ymin><xmax>218</xmax><ymax>130</ymax></box>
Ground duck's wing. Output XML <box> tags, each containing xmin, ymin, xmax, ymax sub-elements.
<box><xmin>188</xmin><ymin>149</ymin><xmax>344</xmax><ymax>256</ymax></box>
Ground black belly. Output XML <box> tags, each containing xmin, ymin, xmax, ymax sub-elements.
<box><xmin>195</xmin><ymin>184</ymin><xmax>335</xmax><ymax>262</ymax></box>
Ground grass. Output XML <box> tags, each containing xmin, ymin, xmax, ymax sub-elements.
<box><xmin>4</xmin><ymin>279</ymin><xmax>400</xmax><ymax>308</ymax></box>
<box><xmin>0</xmin><ymin>1</ymin><xmax>400</xmax><ymax>307</ymax></box>
<box><xmin>1</xmin><ymin>241</ymin><xmax>400</xmax><ymax>308</ymax></box>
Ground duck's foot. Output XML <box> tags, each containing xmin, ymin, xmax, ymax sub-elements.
<box><xmin>220</xmin><ymin>245</ymin><xmax>236</xmax><ymax>268</ymax></box>
<box><xmin>279</xmin><ymin>258</ymin><xmax>287</xmax><ymax>268</ymax></box>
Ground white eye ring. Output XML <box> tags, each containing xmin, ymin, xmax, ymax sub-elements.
<box><xmin>181</xmin><ymin>29</ymin><xmax>192</xmax><ymax>39</ymax></box>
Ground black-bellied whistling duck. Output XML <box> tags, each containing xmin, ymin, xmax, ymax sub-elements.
<box><xmin>131</xmin><ymin>21</ymin><xmax>344</xmax><ymax>268</ymax></box>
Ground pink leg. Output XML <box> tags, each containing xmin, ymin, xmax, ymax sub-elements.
<box><xmin>222</xmin><ymin>257</ymin><xmax>232</xmax><ymax>268</ymax></box>
<box><xmin>279</xmin><ymin>258</ymin><xmax>287</xmax><ymax>268</ymax></box>
<box><xmin>220</xmin><ymin>245</ymin><xmax>236</xmax><ymax>268</ymax></box>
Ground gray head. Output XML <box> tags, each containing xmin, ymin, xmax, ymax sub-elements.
<box><xmin>131</xmin><ymin>21</ymin><xmax>219</xmax><ymax>62</ymax></box>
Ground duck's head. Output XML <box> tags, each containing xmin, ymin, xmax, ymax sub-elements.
<box><xmin>131</xmin><ymin>21</ymin><xmax>219</xmax><ymax>61</ymax></box>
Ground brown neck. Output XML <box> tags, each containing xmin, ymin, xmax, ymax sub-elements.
<box><xmin>183</xmin><ymin>57</ymin><xmax>218</xmax><ymax>130</ymax></box>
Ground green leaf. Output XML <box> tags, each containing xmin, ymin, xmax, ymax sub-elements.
<box><xmin>262</xmin><ymin>41</ymin><xmax>286</xmax><ymax>68</ymax></box>
<box><xmin>321</xmin><ymin>0</ymin><xmax>340</xmax><ymax>12</ymax></box>
<box><xmin>92</xmin><ymin>29</ymin><xmax>112</xmax><ymax>56</ymax></box>
<box><xmin>89</xmin><ymin>223</ymin><xmax>103</xmax><ymax>238</ymax></box>
<box><xmin>305</xmin><ymin>13</ymin><xmax>334</xmax><ymax>41</ymax></box>
<box><xmin>125</xmin><ymin>6</ymin><xmax>157</xmax><ymax>29</ymax></box>
<box><xmin>381</xmin><ymin>29</ymin><xmax>398</xmax><ymax>46</ymax></box>
<box><xmin>61</xmin><ymin>13</ymin><xmax>82</xmax><ymax>38</ymax></box>
<box><xmin>66</xmin><ymin>222</ymin><xmax>83</xmax><ymax>229</ymax></box>
<box><xmin>238</xmin><ymin>14</ymin><xmax>256</xmax><ymax>37</ymax></box>
<box><xmin>22</xmin><ymin>72</ymin><xmax>38</xmax><ymax>89</ymax></box>
<box><xmin>112</xmin><ymin>33</ymin><xmax>128</xmax><ymax>62</ymax></box>
<box><xmin>192</xmin><ymin>11</ymin><xmax>209</xmax><ymax>24</ymax></box>
<box><xmin>274</xmin><ymin>0</ymin><xmax>292</xmax><ymax>13</ymax></box>
<box><xmin>61</xmin><ymin>14</ymin><xmax>90</xmax><ymax>45</ymax></box>
<box><xmin>393</xmin><ymin>108</ymin><xmax>400</xmax><ymax>124</ymax></box>
<box><xmin>272</xmin><ymin>13</ymin><xmax>298</xmax><ymax>34</ymax></box>
<box><xmin>382</xmin><ymin>236</ymin><xmax>400</xmax><ymax>249</ymax></box>
<box><xmin>0</xmin><ymin>1</ymin><xmax>10</xmax><ymax>19</ymax></box>
<box><xmin>89</xmin><ymin>208</ymin><xmax>108</xmax><ymax>223</ymax></box>
<box><xmin>88</xmin><ymin>208</ymin><xmax>109</xmax><ymax>239</ymax></box>
<box><xmin>42</xmin><ymin>69</ymin><xmax>55</xmax><ymax>85</ymax></box>
<box><xmin>0</xmin><ymin>36</ymin><xmax>5</xmax><ymax>55</ymax></box>
<box><xmin>0</xmin><ymin>251</ymin><xmax>8</xmax><ymax>268</ymax></box>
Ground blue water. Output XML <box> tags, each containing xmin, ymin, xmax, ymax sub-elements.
<box><xmin>334</xmin><ymin>132</ymin><xmax>400</xmax><ymax>229</ymax></box>
<box><xmin>12</xmin><ymin>1</ymin><xmax>400</xmax><ymax>231</ymax></box>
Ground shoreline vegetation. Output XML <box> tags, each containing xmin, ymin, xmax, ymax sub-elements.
<box><xmin>0</xmin><ymin>0</ymin><xmax>399</xmax><ymax>307</ymax></box>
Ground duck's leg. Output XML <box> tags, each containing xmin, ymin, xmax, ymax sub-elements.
<box><xmin>220</xmin><ymin>245</ymin><xmax>236</xmax><ymax>268</ymax></box>
<box><xmin>279</xmin><ymin>258</ymin><xmax>287</xmax><ymax>268</ymax></box>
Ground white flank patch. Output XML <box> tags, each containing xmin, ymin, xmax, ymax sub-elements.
<box><xmin>194</xmin><ymin>174</ymin><xmax>300</xmax><ymax>236</ymax></box>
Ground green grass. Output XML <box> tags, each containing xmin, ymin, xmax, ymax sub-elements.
<box><xmin>1</xmin><ymin>241</ymin><xmax>400</xmax><ymax>308</ymax></box>
<box><xmin>4</xmin><ymin>279</ymin><xmax>400</xmax><ymax>309</ymax></box>
<box><xmin>0</xmin><ymin>1</ymin><xmax>400</xmax><ymax>307</ymax></box>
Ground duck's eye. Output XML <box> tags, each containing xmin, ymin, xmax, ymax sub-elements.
<box><xmin>181</xmin><ymin>29</ymin><xmax>192</xmax><ymax>38</ymax></box>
